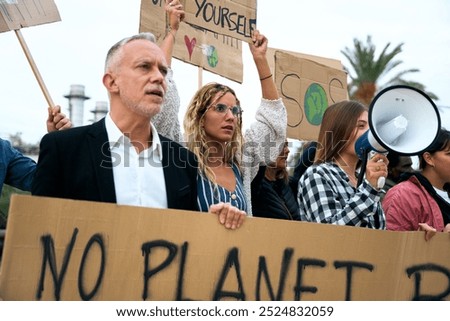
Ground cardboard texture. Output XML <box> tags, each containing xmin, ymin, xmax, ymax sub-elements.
<box><xmin>273</xmin><ymin>50</ymin><xmax>348</xmax><ymax>141</ymax></box>
<box><xmin>0</xmin><ymin>0</ymin><xmax>60</xmax><ymax>33</ymax></box>
<box><xmin>180</xmin><ymin>0</ymin><xmax>256</xmax><ymax>43</ymax></box>
<box><xmin>267</xmin><ymin>48</ymin><xmax>345</xmax><ymax>72</ymax></box>
<box><xmin>0</xmin><ymin>195</ymin><xmax>449</xmax><ymax>301</ymax></box>
<box><xmin>140</xmin><ymin>0</ymin><xmax>243</xmax><ymax>83</ymax></box>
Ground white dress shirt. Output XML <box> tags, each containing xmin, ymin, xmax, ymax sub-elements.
<box><xmin>105</xmin><ymin>113</ymin><xmax>168</xmax><ymax>208</ymax></box>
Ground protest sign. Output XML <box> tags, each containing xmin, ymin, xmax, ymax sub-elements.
<box><xmin>0</xmin><ymin>0</ymin><xmax>60</xmax><ymax>107</ymax></box>
<box><xmin>140</xmin><ymin>0</ymin><xmax>243</xmax><ymax>83</ymax></box>
<box><xmin>0</xmin><ymin>195</ymin><xmax>449</xmax><ymax>301</ymax></box>
<box><xmin>0</xmin><ymin>0</ymin><xmax>60</xmax><ymax>33</ymax></box>
<box><xmin>181</xmin><ymin>0</ymin><xmax>257</xmax><ymax>42</ymax></box>
<box><xmin>270</xmin><ymin>49</ymin><xmax>348</xmax><ymax>141</ymax></box>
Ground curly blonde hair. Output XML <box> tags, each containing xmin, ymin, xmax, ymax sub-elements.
<box><xmin>183</xmin><ymin>83</ymin><xmax>243</xmax><ymax>185</ymax></box>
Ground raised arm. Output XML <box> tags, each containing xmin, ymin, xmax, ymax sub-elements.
<box><xmin>159</xmin><ymin>0</ymin><xmax>184</xmax><ymax>68</ymax></box>
<box><xmin>242</xmin><ymin>31</ymin><xmax>287</xmax><ymax>215</ymax></box>
<box><xmin>249</xmin><ymin>30</ymin><xmax>278</xmax><ymax>100</ymax></box>
<box><xmin>152</xmin><ymin>0</ymin><xmax>185</xmax><ymax>142</ymax></box>
<box><xmin>244</xmin><ymin>30</ymin><xmax>287</xmax><ymax>168</ymax></box>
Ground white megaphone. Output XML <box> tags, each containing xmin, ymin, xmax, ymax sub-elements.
<box><xmin>355</xmin><ymin>85</ymin><xmax>441</xmax><ymax>188</ymax></box>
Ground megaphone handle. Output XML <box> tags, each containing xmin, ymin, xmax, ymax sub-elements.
<box><xmin>358</xmin><ymin>150</ymin><xmax>387</xmax><ymax>189</ymax></box>
<box><xmin>357</xmin><ymin>149</ymin><xmax>369</xmax><ymax>187</ymax></box>
<box><xmin>370</xmin><ymin>151</ymin><xmax>387</xmax><ymax>190</ymax></box>
<box><xmin>377</xmin><ymin>176</ymin><xmax>386</xmax><ymax>189</ymax></box>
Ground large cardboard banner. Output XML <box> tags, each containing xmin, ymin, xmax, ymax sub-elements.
<box><xmin>0</xmin><ymin>0</ymin><xmax>60</xmax><ymax>33</ymax></box>
<box><xmin>0</xmin><ymin>195</ymin><xmax>449</xmax><ymax>301</ymax></box>
<box><xmin>181</xmin><ymin>0</ymin><xmax>257</xmax><ymax>42</ymax></box>
<box><xmin>274</xmin><ymin>50</ymin><xmax>348</xmax><ymax>141</ymax></box>
<box><xmin>140</xmin><ymin>0</ymin><xmax>243</xmax><ymax>83</ymax></box>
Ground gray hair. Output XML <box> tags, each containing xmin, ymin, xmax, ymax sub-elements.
<box><xmin>104</xmin><ymin>32</ymin><xmax>157</xmax><ymax>72</ymax></box>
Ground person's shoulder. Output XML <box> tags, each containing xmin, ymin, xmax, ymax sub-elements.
<box><xmin>41</xmin><ymin>122</ymin><xmax>107</xmax><ymax>146</ymax></box>
<box><xmin>391</xmin><ymin>175</ymin><xmax>420</xmax><ymax>190</ymax></box>
<box><xmin>0</xmin><ymin>137</ymin><xmax>11</xmax><ymax>148</ymax></box>
<box><xmin>306</xmin><ymin>162</ymin><xmax>336</xmax><ymax>174</ymax></box>
<box><xmin>0</xmin><ymin>138</ymin><xmax>18</xmax><ymax>156</ymax></box>
<box><xmin>299</xmin><ymin>163</ymin><xmax>324</xmax><ymax>181</ymax></box>
<box><xmin>303</xmin><ymin>163</ymin><xmax>343</xmax><ymax>184</ymax></box>
<box><xmin>159</xmin><ymin>134</ymin><xmax>186</xmax><ymax>151</ymax></box>
<box><xmin>43</xmin><ymin>121</ymin><xmax>103</xmax><ymax>141</ymax></box>
<box><xmin>385</xmin><ymin>176</ymin><xmax>422</xmax><ymax>199</ymax></box>
<box><xmin>159</xmin><ymin>135</ymin><xmax>197</xmax><ymax>161</ymax></box>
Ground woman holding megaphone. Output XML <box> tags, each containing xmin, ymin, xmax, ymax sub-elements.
<box><xmin>297</xmin><ymin>100</ymin><xmax>388</xmax><ymax>229</ymax></box>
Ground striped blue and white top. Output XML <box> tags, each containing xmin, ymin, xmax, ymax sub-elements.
<box><xmin>197</xmin><ymin>163</ymin><xmax>247</xmax><ymax>212</ymax></box>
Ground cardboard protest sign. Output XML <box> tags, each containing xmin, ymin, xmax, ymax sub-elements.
<box><xmin>0</xmin><ymin>0</ymin><xmax>60</xmax><ymax>33</ymax></box>
<box><xmin>140</xmin><ymin>0</ymin><xmax>243</xmax><ymax>83</ymax></box>
<box><xmin>272</xmin><ymin>49</ymin><xmax>348</xmax><ymax>141</ymax></box>
<box><xmin>1</xmin><ymin>195</ymin><xmax>449</xmax><ymax>301</ymax></box>
<box><xmin>180</xmin><ymin>0</ymin><xmax>257</xmax><ymax>42</ymax></box>
<box><xmin>0</xmin><ymin>0</ymin><xmax>60</xmax><ymax>107</ymax></box>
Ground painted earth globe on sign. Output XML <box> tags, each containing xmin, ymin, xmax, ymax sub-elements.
<box><xmin>202</xmin><ymin>45</ymin><xmax>219</xmax><ymax>68</ymax></box>
<box><xmin>304</xmin><ymin>83</ymin><xmax>328</xmax><ymax>125</ymax></box>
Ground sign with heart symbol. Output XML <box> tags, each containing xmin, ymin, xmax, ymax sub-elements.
<box><xmin>184</xmin><ymin>35</ymin><xmax>196</xmax><ymax>60</ymax></box>
<box><xmin>139</xmin><ymin>0</ymin><xmax>243</xmax><ymax>82</ymax></box>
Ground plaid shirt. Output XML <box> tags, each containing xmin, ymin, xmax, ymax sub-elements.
<box><xmin>298</xmin><ymin>162</ymin><xmax>386</xmax><ymax>229</ymax></box>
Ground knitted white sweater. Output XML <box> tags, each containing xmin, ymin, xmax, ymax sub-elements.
<box><xmin>152</xmin><ymin>68</ymin><xmax>182</xmax><ymax>142</ymax></box>
<box><xmin>241</xmin><ymin>98</ymin><xmax>287</xmax><ymax>215</ymax></box>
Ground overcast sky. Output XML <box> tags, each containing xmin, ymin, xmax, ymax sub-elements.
<box><xmin>1</xmin><ymin>0</ymin><xmax>449</xmax><ymax>143</ymax></box>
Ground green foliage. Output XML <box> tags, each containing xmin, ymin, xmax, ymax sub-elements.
<box><xmin>341</xmin><ymin>35</ymin><xmax>437</xmax><ymax>101</ymax></box>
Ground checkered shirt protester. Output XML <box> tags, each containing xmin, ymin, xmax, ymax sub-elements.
<box><xmin>298</xmin><ymin>162</ymin><xmax>386</xmax><ymax>229</ymax></box>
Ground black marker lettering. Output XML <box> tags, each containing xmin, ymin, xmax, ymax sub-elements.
<box><xmin>78</xmin><ymin>234</ymin><xmax>106</xmax><ymax>301</ymax></box>
<box><xmin>334</xmin><ymin>261</ymin><xmax>374</xmax><ymax>301</ymax></box>
<box><xmin>36</xmin><ymin>228</ymin><xmax>78</xmax><ymax>300</ymax></box>
<box><xmin>194</xmin><ymin>0</ymin><xmax>206</xmax><ymax>17</ymax></box>
<box><xmin>213</xmin><ymin>247</ymin><xmax>245</xmax><ymax>300</ymax></box>
<box><xmin>141</xmin><ymin>240</ymin><xmax>178</xmax><ymax>300</ymax></box>
<box><xmin>294</xmin><ymin>258</ymin><xmax>326</xmax><ymax>301</ymax></box>
<box><xmin>407</xmin><ymin>263</ymin><xmax>450</xmax><ymax>300</ymax></box>
<box><xmin>256</xmin><ymin>248</ymin><xmax>294</xmax><ymax>300</ymax></box>
<box><xmin>175</xmin><ymin>242</ymin><xmax>194</xmax><ymax>300</ymax></box>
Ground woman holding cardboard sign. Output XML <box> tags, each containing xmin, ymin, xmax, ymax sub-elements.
<box><xmin>152</xmin><ymin>1</ymin><xmax>249</xmax><ymax>228</ymax></box>
<box><xmin>155</xmin><ymin>2</ymin><xmax>286</xmax><ymax>216</ymax></box>
<box><xmin>182</xmin><ymin>30</ymin><xmax>287</xmax><ymax>216</ymax></box>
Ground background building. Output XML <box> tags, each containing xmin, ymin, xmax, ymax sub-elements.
<box><xmin>64</xmin><ymin>84</ymin><xmax>90</xmax><ymax>128</ymax></box>
<box><xmin>90</xmin><ymin>101</ymin><xmax>108</xmax><ymax>123</ymax></box>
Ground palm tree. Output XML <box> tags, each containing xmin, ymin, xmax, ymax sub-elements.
<box><xmin>341</xmin><ymin>35</ymin><xmax>438</xmax><ymax>105</ymax></box>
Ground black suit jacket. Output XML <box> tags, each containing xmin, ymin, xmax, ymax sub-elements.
<box><xmin>32</xmin><ymin>119</ymin><xmax>198</xmax><ymax>211</ymax></box>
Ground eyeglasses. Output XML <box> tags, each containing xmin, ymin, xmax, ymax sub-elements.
<box><xmin>209</xmin><ymin>103</ymin><xmax>243</xmax><ymax>117</ymax></box>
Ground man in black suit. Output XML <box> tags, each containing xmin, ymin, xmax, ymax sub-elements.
<box><xmin>32</xmin><ymin>32</ymin><xmax>245</xmax><ymax>229</ymax></box>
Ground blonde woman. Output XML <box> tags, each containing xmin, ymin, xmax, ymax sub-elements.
<box><xmin>183</xmin><ymin>30</ymin><xmax>287</xmax><ymax>216</ymax></box>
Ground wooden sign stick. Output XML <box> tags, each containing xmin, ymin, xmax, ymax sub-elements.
<box><xmin>197</xmin><ymin>66</ymin><xmax>203</xmax><ymax>89</ymax></box>
<box><xmin>14</xmin><ymin>29</ymin><xmax>55</xmax><ymax>108</ymax></box>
